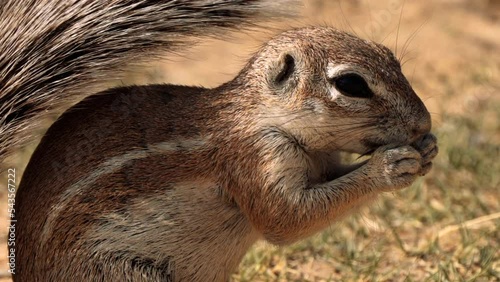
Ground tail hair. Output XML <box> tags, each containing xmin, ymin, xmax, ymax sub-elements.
<box><xmin>0</xmin><ymin>0</ymin><xmax>297</xmax><ymax>165</ymax></box>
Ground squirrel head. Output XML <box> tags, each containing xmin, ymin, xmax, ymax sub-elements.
<box><xmin>237</xmin><ymin>26</ymin><xmax>431</xmax><ymax>155</ymax></box>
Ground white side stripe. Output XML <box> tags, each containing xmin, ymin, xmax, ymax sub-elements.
<box><xmin>40</xmin><ymin>137</ymin><xmax>208</xmax><ymax>244</ymax></box>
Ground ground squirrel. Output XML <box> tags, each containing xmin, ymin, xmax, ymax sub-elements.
<box><xmin>1</xmin><ymin>0</ymin><xmax>438</xmax><ymax>281</ymax></box>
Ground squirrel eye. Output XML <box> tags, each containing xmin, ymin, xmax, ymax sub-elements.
<box><xmin>332</xmin><ymin>73</ymin><xmax>374</xmax><ymax>99</ymax></box>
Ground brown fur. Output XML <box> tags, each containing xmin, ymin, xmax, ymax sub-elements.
<box><xmin>0</xmin><ymin>0</ymin><xmax>295</xmax><ymax>166</ymax></box>
<box><xmin>1</xmin><ymin>1</ymin><xmax>438</xmax><ymax>281</ymax></box>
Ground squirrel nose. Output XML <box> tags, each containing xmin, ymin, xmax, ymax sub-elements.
<box><xmin>412</xmin><ymin>121</ymin><xmax>430</xmax><ymax>136</ymax></box>
<box><xmin>410</xmin><ymin>115</ymin><xmax>432</xmax><ymax>141</ymax></box>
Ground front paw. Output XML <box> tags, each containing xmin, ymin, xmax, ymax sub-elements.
<box><xmin>367</xmin><ymin>145</ymin><xmax>422</xmax><ymax>191</ymax></box>
<box><xmin>412</xmin><ymin>133</ymin><xmax>438</xmax><ymax>176</ymax></box>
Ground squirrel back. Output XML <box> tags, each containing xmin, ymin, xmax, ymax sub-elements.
<box><xmin>0</xmin><ymin>0</ymin><xmax>295</xmax><ymax>165</ymax></box>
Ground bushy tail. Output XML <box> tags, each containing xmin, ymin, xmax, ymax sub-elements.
<box><xmin>0</xmin><ymin>0</ymin><xmax>296</xmax><ymax>164</ymax></box>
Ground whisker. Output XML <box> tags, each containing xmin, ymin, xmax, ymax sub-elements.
<box><xmin>287</xmin><ymin>120</ymin><xmax>379</xmax><ymax>130</ymax></box>
<box><xmin>401</xmin><ymin>52</ymin><xmax>417</xmax><ymax>68</ymax></box>
<box><xmin>258</xmin><ymin>110</ymin><xmax>305</xmax><ymax>120</ymax></box>
<box><xmin>337</xmin><ymin>0</ymin><xmax>358</xmax><ymax>36</ymax></box>
<box><xmin>278</xmin><ymin>111</ymin><xmax>315</xmax><ymax>127</ymax></box>
<box><xmin>429</xmin><ymin>112</ymin><xmax>443</xmax><ymax>119</ymax></box>
<box><xmin>366</xmin><ymin>0</ymin><xmax>374</xmax><ymax>41</ymax></box>
<box><xmin>422</xmin><ymin>94</ymin><xmax>445</xmax><ymax>102</ymax></box>
<box><xmin>395</xmin><ymin>0</ymin><xmax>406</xmax><ymax>59</ymax></box>
<box><xmin>289</xmin><ymin>123</ymin><xmax>377</xmax><ymax>133</ymax></box>
<box><xmin>380</xmin><ymin>25</ymin><xmax>398</xmax><ymax>46</ymax></box>
<box><xmin>400</xmin><ymin>18</ymin><xmax>429</xmax><ymax>64</ymax></box>
<box><xmin>410</xmin><ymin>57</ymin><xmax>418</xmax><ymax>85</ymax></box>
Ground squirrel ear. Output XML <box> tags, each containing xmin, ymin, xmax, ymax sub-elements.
<box><xmin>267</xmin><ymin>53</ymin><xmax>296</xmax><ymax>89</ymax></box>
<box><xmin>274</xmin><ymin>54</ymin><xmax>295</xmax><ymax>84</ymax></box>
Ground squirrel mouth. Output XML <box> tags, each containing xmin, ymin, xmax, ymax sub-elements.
<box><xmin>360</xmin><ymin>140</ymin><xmax>384</xmax><ymax>157</ymax></box>
<box><xmin>360</xmin><ymin>148</ymin><xmax>377</xmax><ymax>157</ymax></box>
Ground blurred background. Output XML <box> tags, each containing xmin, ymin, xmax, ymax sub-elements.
<box><xmin>1</xmin><ymin>0</ymin><xmax>499</xmax><ymax>281</ymax></box>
